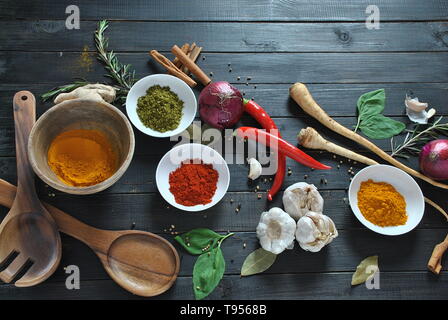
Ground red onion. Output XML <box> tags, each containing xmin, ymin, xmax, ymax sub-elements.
<box><xmin>199</xmin><ymin>81</ymin><xmax>244</xmax><ymax>129</ymax></box>
<box><xmin>419</xmin><ymin>139</ymin><xmax>448</xmax><ymax>180</ymax></box>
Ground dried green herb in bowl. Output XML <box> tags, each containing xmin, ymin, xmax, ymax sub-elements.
<box><xmin>137</xmin><ymin>85</ymin><xmax>184</xmax><ymax>133</ymax></box>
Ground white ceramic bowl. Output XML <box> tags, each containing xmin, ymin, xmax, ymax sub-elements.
<box><xmin>156</xmin><ymin>143</ymin><xmax>230</xmax><ymax>212</ymax></box>
<box><xmin>348</xmin><ymin>164</ymin><xmax>425</xmax><ymax>236</ymax></box>
<box><xmin>126</xmin><ymin>74</ymin><xmax>197</xmax><ymax>138</ymax></box>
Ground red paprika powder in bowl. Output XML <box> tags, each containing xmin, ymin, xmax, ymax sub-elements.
<box><xmin>156</xmin><ymin>143</ymin><xmax>230</xmax><ymax>212</ymax></box>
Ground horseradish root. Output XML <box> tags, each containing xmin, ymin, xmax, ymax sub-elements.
<box><xmin>298</xmin><ymin>127</ymin><xmax>377</xmax><ymax>166</ymax></box>
<box><xmin>290</xmin><ymin>82</ymin><xmax>448</xmax><ymax>190</ymax></box>
<box><xmin>428</xmin><ymin>233</ymin><xmax>448</xmax><ymax>274</ymax></box>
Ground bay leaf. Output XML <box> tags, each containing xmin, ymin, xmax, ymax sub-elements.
<box><xmin>351</xmin><ymin>255</ymin><xmax>379</xmax><ymax>286</ymax></box>
<box><xmin>241</xmin><ymin>248</ymin><xmax>277</xmax><ymax>276</ymax></box>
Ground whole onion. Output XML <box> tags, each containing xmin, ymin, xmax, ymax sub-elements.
<box><xmin>419</xmin><ymin>139</ymin><xmax>448</xmax><ymax>180</ymax></box>
<box><xmin>198</xmin><ymin>81</ymin><xmax>244</xmax><ymax>129</ymax></box>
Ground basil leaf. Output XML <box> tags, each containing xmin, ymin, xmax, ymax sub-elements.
<box><xmin>355</xmin><ymin>89</ymin><xmax>405</xmax><ymax>139</ymax></box>
<box><xmin>175</xmin><ymin>228</ymin><xmax>223</xmax><ymax>255</ymax></box>
<box><xmin>352</xmin><ymin>255</ymin><xmax>379</xmax><ymax>286</ymax></box>
<box><xmin>241</xmin><ymin>248</ymin><xmax>277</xmax><ymax>276</ymax></box>
<box><xmin>358</xmin><ymin>114</ymin><xmax>406</xmax><ymax>139</ymax></box>
<box><xmin>193</xmin><ymin>247</ymin><xmax>225</xmax><ymax>300</ymax></box>
<box><xmin>357</xmin><ymin>89</ymin><xmax>385</xmax><ymax>118</ymax></box>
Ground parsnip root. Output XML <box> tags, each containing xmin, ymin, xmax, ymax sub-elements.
<box><xmin>297</xmin><ymin>126</ymin><xmax>448</xmax><ymax>221</ymax></box>
<box><xmin>290</xmin><ymin>82</ymin><xmax>448</xmax><ymax>190</ymax></box>
<box><xmin>298</xmin><ymin>127</ymin><xmax>377</xmax><ymax>166</ymax></box>
<box><xmin>428</xmin><ymin>233</ymin><xmax>448</xmax><ymax>274</ymax></box>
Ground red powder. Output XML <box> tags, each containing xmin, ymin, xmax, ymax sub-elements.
<box><xmin>169</xmin><ymin>159</ymin><xmax>219</xmax><ymax>206</ymax></box>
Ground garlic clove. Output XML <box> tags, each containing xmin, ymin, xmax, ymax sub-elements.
<box><xmin>247</xmin><ymin>158</ymin><xmax>262</xmax><ymax>180</ymax></box>
<box><xmin>405</xmin><ymin>96</ymin><xmax>435</xmax><ymax>124</ymax></box>
<box><xmin>405</xmin><ymin>97</ymin><xmax>428</xmax><ymax>112</ymax></box>
<box><xmin>427</xmin><ymin>108</ymin><xmax>436</xmax><ymax>119</ymax></box>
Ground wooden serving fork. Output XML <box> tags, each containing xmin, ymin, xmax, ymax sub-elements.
<box><xmin>0</xmin><ymin>91</ymin><xmax>61</xmax><ymax>287</ymax></box>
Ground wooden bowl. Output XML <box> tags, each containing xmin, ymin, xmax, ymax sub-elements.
<box><xmin>28</xmin><ymin>99</ymin><xmax>135</xmax><ymax>195</ymax></box>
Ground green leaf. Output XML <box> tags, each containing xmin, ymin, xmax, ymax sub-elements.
<box><xmin>193</xmin><ymin>247</ymin><xmax>225</xmax><ymax>300</ymax></box>
<box><xmin>241</xmin><ymin>248</ymin><xmax>277</xmax><ymax>276</ymax></box>
<box><xmin>358</xmin><ymin>114</ymin><xmax>406</xmax><ymax>139</ymax></box>
<box><xmin>357</xmin><ymin>89</ymin><xmax>385</xmax><ymax>118</ymax></box>
<box><xmin>355</xmin><ymin>89</ymin><xmax>405</xmax><ymax>139</ymax></box>
<box><xmin>175</xmin><ymin>228</ymin><xmax>224</xmax><ymax>255</ymax></box>
<box><xmin>351</xmin><ymin>255</ymin><xmax>379</xmax><ymax>286</ymax></box>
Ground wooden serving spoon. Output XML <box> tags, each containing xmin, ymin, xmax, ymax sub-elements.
<box><xmin>0</xmin><ymin>91</ymin><xmax>62</xmax><ymax>286</ymax></box>
<box><xmin>0</xmin><ymin>178</ymin><xmax>180</xmax><ymax>297</ymax></box>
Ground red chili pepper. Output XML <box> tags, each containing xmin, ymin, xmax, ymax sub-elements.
<box><xmin>236</xmin><ymin>127</ymin><xmax>331</xmax><ymax>170</ymax></box>
<box><xmin>243</xmin><ymin>99</ymin><xmax>286</xmax><ymax>201</ymax></box>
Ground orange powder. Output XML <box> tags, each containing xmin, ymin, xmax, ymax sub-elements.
<box><xmin>357</xmin><ymin>179</ymin><xmax>407</xmax><ymax>227</ymax></box>
<box><xmin>47</xmin><ymin>129</ymin><xmax>117</xmax><ymax>187</ymax></box>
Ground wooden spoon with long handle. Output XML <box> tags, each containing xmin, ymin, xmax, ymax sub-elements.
<box><xmin>0</xmin><ymin>178</ymin><xmax>180</xmax><ymax>297</ymax></box>
<box><xmin>0</xmin><ymin>91</ymin><xmax>61</xmax><ymax>286</ymax></box>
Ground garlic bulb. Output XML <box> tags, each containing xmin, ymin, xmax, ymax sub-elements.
<box><xmin>282</xmin><ymin>182</ymin><xmax>324</xmax><ymax>220</ymax></box>
<box><xmin>295</xmin><ymin>211</ymin><xmax>338</xmax><ymax>253</ymax></box>
<box><xmin>256</xmin><ymin>207</ymin><xmax>296</xmax><ymax>254</ymax></box>
<box><xmin>247</xmin><ymin>158</ymin><xmax>262</xmax><ymax>180</ymax></box>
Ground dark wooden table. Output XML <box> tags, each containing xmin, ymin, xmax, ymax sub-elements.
<box><xmin>0</xmin><ymin>0</ymin><xmax>448</xmax><ymax>300</ymax></box>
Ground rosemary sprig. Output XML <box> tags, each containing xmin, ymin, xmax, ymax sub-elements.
<box><xmin>41</xmin><ymin>20</ymin><xmax>136</xmax><ymax>105</ymax></box>
<box><xmin>94</xmin><ymin>20</ymin><xmax>135</xmax><ymax>92</ymax></box>
<box><xmin>41</xmin><ymin>80</ymin><xmax>88</xmax><ymax>102</ymax></box>
<box><xmin>390</xmin><ymin>116</ymin><xmax>448</xmax><ymax>158</ymax></box>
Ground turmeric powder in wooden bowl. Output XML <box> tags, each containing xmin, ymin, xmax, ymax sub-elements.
<box><xmin>28</xmin><ymin>99</ymin><xmax>135</xmax><ymax>195</ymax></box>
<box><xmin>348</xmin><ymin>165</ymin><xmax>424</xmax><ymax>236</ymax></box>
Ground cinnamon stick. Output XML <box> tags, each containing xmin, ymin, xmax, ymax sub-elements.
<box><xmin>173</xmin><ymin>43</ymin><xmax>189</xmax><ymax>68</ymax></box>
<box><xmin>428</xmin><ymin>233</ymin><xmax>448</xmax><ymax>274</ymax></box>
<box><xmin>183</xmin><ymin>46</ymin><xmax>202</xmax><ymax>74</ymax></box>
<box><xmin>149</xmin><ymin>50</ymin><xmax>197</xmax><ymax>87</ymax></box>
<box><xmin>182</xmin><ymin>43</ymin><xmax>196</xmax><ymax>73</ymax></box>
<box><xmin>171</xmin><ymin>45</ymin><xmax>211</xmax><ymax>86</ymax></box>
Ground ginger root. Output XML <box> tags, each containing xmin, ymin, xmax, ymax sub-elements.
<box><xmin>54</xmin><ymin>83</ymin><xmax>116</xmax><ymax>104</ymax></box>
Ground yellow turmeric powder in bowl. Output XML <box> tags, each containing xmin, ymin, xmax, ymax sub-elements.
<box><xmin>357</xmin><ymin>179</ymin><xmax>407</xmax><ymax>227</ymax></box>
<box><xmin>47</xmin><ymin>129</ymin><xmax>117</xmax><ymax>187</ymax></box>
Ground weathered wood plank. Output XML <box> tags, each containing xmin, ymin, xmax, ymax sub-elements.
<box><xmin>0</xmin><ymin>0</ymin><xmax>447</xmax><ymax>21</ymax></box>
<box><xmin>1</xmin><ymin>271</ymin><xmax>447</xmax><ymax>300</ymax></box>
<box><xmin>0</xmin><ymin>115</ymin><xmax>420</xmax><ymax>157</ymax></box>
<box><xmin>1</xmin><ymin>52</ymin><xmax>448</xmax><ymax>85</ymax></box>
<box><xmin>2</xmin><ymin>21</ymin><xmax>448</xmax><ymax>52</ymax></box>
<box><xmin>10</xmin><ymin>229</ymin><xmax>447</xmax><ymax>284</ymax></box>
<box><xmin>0</xmin><ymin>183</ymin><xmax>444</xmax><ymax>232</ymax></box>
<box><xmin>2</xmin><ymin>83</ymin><xmax>446</xmax><ymax>120</ymax></box>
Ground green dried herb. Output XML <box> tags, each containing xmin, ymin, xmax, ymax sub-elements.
<box><xmin>137</xmin><ymin>85</ymin><xmax>184</xmax><ymax>132</ymax></box>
